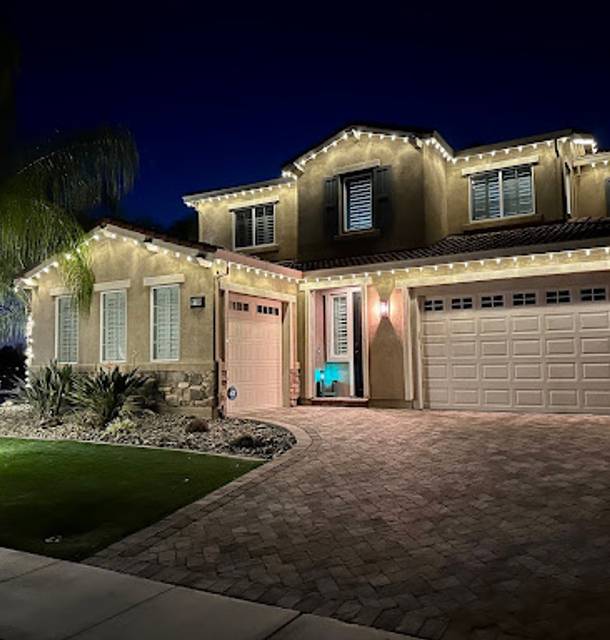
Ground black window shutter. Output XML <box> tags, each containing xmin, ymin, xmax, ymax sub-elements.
<box><xmin>324</xmin><ymin>177</ymin><xmax>340</xmax><ymax>236</ymax></box>
<box><xmin>373</xmin><ymin>166</ymin><xmax>391</xmax><ymax>230</ymax></box>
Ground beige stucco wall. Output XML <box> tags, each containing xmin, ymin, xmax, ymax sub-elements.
<box><xmin>29</xmin><ymin>238</ymin><xmax>216</xmax><ymax>408</ymax></box>
<box><xmin>574</xmin><ymin>165</ymin><xmax>610</xmax><ymax>218</ymax></box>
<box><xmin>445</xmin><ymin>143</ymin><xmax>565</xmax><ymax>235</ymax></box>
<box><xmin>296</xmin><ymin>136</ymin><xmax>427</xmax><ymax>261</ymax></box>
<box><xmin>193</xmin><ymin>184</ymin><xmax>298</xmax><ymax>262</ymax></box>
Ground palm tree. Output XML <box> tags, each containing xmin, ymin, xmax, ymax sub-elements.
<box><xmin>0</xmin><ymin>26</ymin><xmax>138</xmax><ymax>343</ymax></box>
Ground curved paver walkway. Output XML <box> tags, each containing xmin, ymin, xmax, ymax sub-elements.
<box><xmin>88</xmin><ymin>407</ymin><xmax>610</xmax><ymax>639</ymax></box>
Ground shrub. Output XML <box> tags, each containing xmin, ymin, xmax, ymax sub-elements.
<box><xmin>17</xmin><ymin>361</ymin><xmax>76</xmax><ymax>425</ymax></box>
<box><xmin>229</xmin><ymin>433</ymin><xmax>265</xmax><ymax>450</ymax></box>
<box><xmin>185</xmin><ymin>417</ymin><xmax>209</xmax><ymax>433</ymax></box>
<box><xmin>105</xmin><ymin>417</ymin><xmax>138</xmax><ymax>435</ymax></box>
<box><xmin>73</xmin><ymin>367</ymin><xmax>150</xmax><ymax>428</ymax></box>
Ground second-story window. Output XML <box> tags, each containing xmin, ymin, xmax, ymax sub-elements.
<box><xmin>471</xmin><ymin>164</ymin><xmax>534</xmax><ymax>221</ymax></box>
<box><xmin>233</xmin><ymin>203</ymin><xmax>275</xmax><ymax>249</ymax></box>
<box><xmin>344</xmin><ymin>172</ymin><xmax>373</xmax><ymax>231</ymax></box>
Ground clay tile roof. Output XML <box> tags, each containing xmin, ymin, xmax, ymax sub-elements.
<box><xmin>283</xmin><ymin>217</ymin><xmax>610</xmax><ymax>272</ymax></box>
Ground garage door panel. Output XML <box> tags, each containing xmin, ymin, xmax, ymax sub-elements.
<box><xmin>547</xmin><ymin>362</ymin><xmax>577</xmax><ymax>380</ymax></box>
<box><xmin>452</xmin><ymin>388</ymin><xmax>479</xmax><ymax>406</ymax></box>
<box><xmin>423</xmin><ymin>320</ymin><xmax>446</xmax><ymax>336</ymax></box>
<box><xmin>545</xmin><ymin>338</ymin><xmax>576</xmax><ymax>356</ymax></box>
<box><xmin>512</xmin><ymin>315</ymin><xmax>540</xmax><ymax>333</ymax></box>
<box><xmin>544</xmin><ymin>314</ymin><xmax>575</xmax><ymax>332</ymax></box>
<box><xmin>482</xmin><ymin>364</ymin><xmax>509</xmax><ymax>380</ymax></box>
<box><xmin>227</xmin><ymin>293</ymin><xmax>282</xmax><ymax>413</ymax></box>
<box><xmin>512</xmin><ymin>339</ymin><xmax>542</xmax><ymax>357</ymax></box>
<box><xmin>451</xmin><ymin>363</ymin><xmax>477</xmax><ymax>380</ymax></box>
<box><xmin>579</xmin><ymin>311</ymin><xmax>610</xmax><ymax>330</ymax></box>
<box><xmin>515</xmin><ymin>389</ymin><xmax>545</xmax><ymax>408</ymax></box>
<box><xmin>514</xmin><ymin>363</ymin><xmax>543</xmax><ymax>380</ymax></box>
<box><xmin>422</xmin><ymin>279</ymin><xmax>610</xmax><ymax>414</ymax></box>
<box><xmin>483</xmin><ymin>389</ymin><xmax>512</xmax><ymax>406</ymax></box>
<box><xmin>581</xmin><ymin>336</ymin><xmax>610</xmax><ymax>354</ymax></box>
<box><xmin>548</xmin><ymin>389</ymin><xmax>579</xmax><ymax>409</ymax></box>
<box><xmin>582</xmin><ymin>362</ymin><xmax>610</xmax><ymax>380</ymax></box>
<box><xmin>449</xmin><ymin>319</ymin><xmax>476</xmax><ymax>335</ymax></box>
<box><xmin>481</xmin><ymin>340</ymin><xmax>508</xmax><ymax>356</ymax></box>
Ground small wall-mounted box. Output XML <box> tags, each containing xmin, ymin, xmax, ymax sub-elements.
<box><xmin>190</xmin><ymin>296</ymin><xmax>206</xmax><ymax>309</ymax></box>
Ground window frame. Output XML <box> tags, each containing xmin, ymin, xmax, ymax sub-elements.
<box><xmin>55</xmin><ymin>295</ymin><xmax>79</xmax><ymax>364</ymax></box>
<box><xmin>469</xmin><ymin>164</ymin><xmax>536</xmax><ymax>222</ymax></box>
<box><xmin>342</xmin><ymin>170</ymin><xmax>374</xmax><ymax>234</ymax></box>
<box><xmin>325</xmin><ymin>291</ymin><xmax>353</xmax><ymax>363</ymax></box>
<box><xmin>150</xmin><ymin>284</ymin><xmax>181</xmax><ymax>363</ymax></box>
<box><xmin>232</xmin><ymin>202</ymin><xmax>276</xmax><ymax>250</ymax></box>
<box><xmin>100</xmin><ymin>289</ymin><xmax>128</xmax><ymax>364</ymax></box>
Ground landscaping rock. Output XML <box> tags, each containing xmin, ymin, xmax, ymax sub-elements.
<box><xmin>185</xmin><ymin>417</ymin><xmax>209</xmax><ymax>433</ymax></box>
<box><xmin>0</xmin><ymin>404</ymin><xmax>295</xmax><ymax>460</ymax></box>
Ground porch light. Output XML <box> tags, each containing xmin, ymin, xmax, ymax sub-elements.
<box><xmin>379</xmin><ymin>300</ymin><xmax>390</xmax><ymax>318</ymax></box>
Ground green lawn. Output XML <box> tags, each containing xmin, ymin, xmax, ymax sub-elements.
<box><xmin>0</xmin><ymin>437</ymin><xmax>261</xmax><ymax>560</ymax></box>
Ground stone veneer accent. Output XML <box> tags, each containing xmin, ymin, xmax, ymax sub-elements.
<box><xmin>155</xmin><ymin>369</ymin><xmax>215</xmax><ymax>408</ymax></box>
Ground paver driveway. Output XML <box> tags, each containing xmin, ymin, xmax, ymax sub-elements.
<box><xmin>89</xmin><ymin>408</ymin><xmax>610</xmax><ymax>639</ymax></box>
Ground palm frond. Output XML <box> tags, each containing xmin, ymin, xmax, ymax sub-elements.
<box><xmin>0</xmin><ymin>286</ymin><xmax>26</xmax><ymax>345</ymax></box>
<box><xmin>14</xmin><ymin>126</ymin><xmax>138</xmax><ymax>212</ymax></box>
<box><xmin>58</xmin><ymin>243</ymin><xmax>95</xmax><ymax>311</ymax></box>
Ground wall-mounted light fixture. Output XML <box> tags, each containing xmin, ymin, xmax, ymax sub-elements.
<box><xmin>379</xmin><ymin>300</ymin><xmax>390</xmax><ymax>318</ymax></box>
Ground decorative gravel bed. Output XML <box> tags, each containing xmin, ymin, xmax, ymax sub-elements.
<box><xmin>0</xmin><ymin>405</ymin><xmax>295</xmax><ymax>460</ymax></box>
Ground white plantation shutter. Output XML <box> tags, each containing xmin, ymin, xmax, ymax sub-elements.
<box><xmin>345</xmin><ymin>173</ymin><xmax>373</xmax><ymax>231</ymax></box>
<box><xmin>471</xmin><ymin>171</ymin><xmax>501</xmax><ymax>220</ymax></box>
<box><xmin>255</xmin><ymin>204</ymin><xmax>275</xmax><ymax>245</ymax></box>
<box><xmin>152</xmin><ymin>285</ymin><xmax>180</xmax><ymax>360</ymax></box>
<box><xmin>102</xmin><ymin>290</ymin><xmax>127</xmax><ymax>362</ymax></box>
<box><xmin>56</xmin><ymin>296</ymin><xmax>78</xmax><ymax>363</ymax></box>
<box><xmin>332</xmin><ymin>295</ymin><xmax>349</xmax><ymax>357</ymax></box>
<box><xmin>502</xmin><ymin>165</ymin><xmax>533</xmax><ymax>216</ymax></box>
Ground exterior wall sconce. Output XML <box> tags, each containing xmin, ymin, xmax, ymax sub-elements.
<box><xmin>379</xmin><ymin>300</ymin><xmax>390</xmax><ymax>318</ymax></box>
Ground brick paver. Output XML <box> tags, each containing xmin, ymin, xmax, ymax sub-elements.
<box><xmin>88</xmin><ymin>408</ymin><xmax>610</xmax><ymax>639</ymax></box>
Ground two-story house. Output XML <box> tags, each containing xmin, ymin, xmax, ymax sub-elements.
<box><xmin>21</xmin><ymin>124</ymin><xmax>610</xmax><ymax>415</ymax></box>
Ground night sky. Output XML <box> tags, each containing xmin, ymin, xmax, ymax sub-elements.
<box><xmin>6</xmin><ymin>3</ymin><xmax>610</xmax><ymax>229</ymax></box>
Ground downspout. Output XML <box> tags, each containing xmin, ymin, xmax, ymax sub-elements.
<box><xmin>213</xmin><ymin>257</ymin><xmax>230</xmax><ymax>418</ymax></box>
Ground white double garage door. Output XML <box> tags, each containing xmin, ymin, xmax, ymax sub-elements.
<box><xmin>420</xmin><ymin>273</ymin><xmax>610</xmax><ymax>413</ymax></box>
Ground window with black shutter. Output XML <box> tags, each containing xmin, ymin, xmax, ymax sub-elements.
<box><xmin>233</xmin><ymin>203</ymin><xmax>275</xmax><ymax>249</ymax></box>
<box><xmin>343</xmin><ymin>172</ymin><xmax>373</xmax><ymax>231</ymax></box>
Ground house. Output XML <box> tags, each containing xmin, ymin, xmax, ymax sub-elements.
<box><xmin>20</xmin><ymin>124</ymin><xmax>610</xmax><ymax>415</ymax></box>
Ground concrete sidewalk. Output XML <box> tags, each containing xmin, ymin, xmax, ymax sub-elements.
<box><xmin>0</xmin><ymin>547</ymin><xmax>416</xmax><ymax>640</ymax></box>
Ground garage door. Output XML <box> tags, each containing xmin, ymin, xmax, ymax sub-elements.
<box><xmin>226</xmin><ymin>293</ymin><xmax>282</xmax><ymax>412</ymax></box>
<box><xmin>421</xmin><ymin>278</ymin><xmax>610</xmax><ymax>413</ymax></box>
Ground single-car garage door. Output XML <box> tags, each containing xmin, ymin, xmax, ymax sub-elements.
<box><xmin>421</xmin><ymin>276</ymin><xmax>610</xmax><ymax>413</ymax></box>
<box><xmin>226</xmin><ymin>293</ymin><xmax>282</xmax><ymax>413</ymax></box>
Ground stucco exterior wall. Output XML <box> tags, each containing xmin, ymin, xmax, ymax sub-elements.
<box><xmin>574</xmin><ymin>166</ymin><xmax>610</xmax><ymax>218</ymax></box>
<box><xmin>445</xmin><ymin>143</ymin><xmax>565</xmax><ymax>235</ymax></box>
<box><xmin>194</xmin><ymin>184</ymin><xmax>298</xmax><ymax>262</ymax></box>
<box><xmin>29</xmin><ymin>238</ymin><xmax>216</xmax><ymax>409</ymax></box>
<box><xmin>296</xmin><ymin>136</ymin><xmax>426</xmax><ymax>261</ymax></box>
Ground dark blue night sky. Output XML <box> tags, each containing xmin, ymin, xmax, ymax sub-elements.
<box><xmin>7</xmin><ymin>3</ymin><xmax>610</xmax><ymax>229</ymax></box>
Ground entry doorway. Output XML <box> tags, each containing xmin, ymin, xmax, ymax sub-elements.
<box><xmin>312</xmin><ymin>287</ymin><xmax>365</xmax><ymax>399</ymax></box>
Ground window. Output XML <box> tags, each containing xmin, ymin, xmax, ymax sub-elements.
<box><xmin>325</xmin><ymin>293</ymin><xmax>351</xmax><ymax>361</ymax></box>
<box><xmin>581</xmin><ymin>287</ymin><xmax>607</xmax><ymax>302</ymax></box>
<box><xmin>513</xmin><ymin>292</ymin><xmax>537</xmax><ymax>306</ymax></box>
<box><xmin>424</xmin><ymin>299</ymin><xmax>444</xmax><ymax>312</ymax></box>
<box><xmin>546</xmin><ymin>290</ymin><xmax>571</xmax><ymax>305</ymax></box>
<box><xmin>101</xmin><ymin>290</ymin><xmax>127</xmax><ymax>362</ymax></box>
<box><xmin>471</xmin><ymin>165</ymin><xmax>534</xmax><ymax>221</ymax></box>
<box><xmin>256</xmin><ymin>304</ymin><xmax>279</xmax><ymax>316</ymax></box>
<box><xmin>343</xmin><ymin>172</ymin><xmax>373</xmax><ymax>232</ymax></box>
<box><xmin>56</xmin><ymin>295</ymin><xmax>78</xmax><ymax>363</ymax></box>
<box><xmin>233</xmin><ymin>203</ymin><xmax>275</xmax><ymax>249</ymax></box>
<box><xmin>151</xmin><ymin>285</ymin><xmax>180</xmax><ymax>361</ymax></box>
<box><xmin>230</xmin><ymin>301</ymin><xmax>249</xmax><ymax>312</ymax></box>
<box><xmin>451</xmin><ymin>297</ymin><xmax>473</xmax><ymax>310</ymax></box>
<box><xmin>481</xmin><ymin>294</ymin><xmax>504</xmax><ymax>308</ymax></box>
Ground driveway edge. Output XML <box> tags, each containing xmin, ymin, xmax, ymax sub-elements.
<box><xmin>85</xmin><ymin>418</ymin><xmax>313</xmax><ymax>569</ymax></box>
